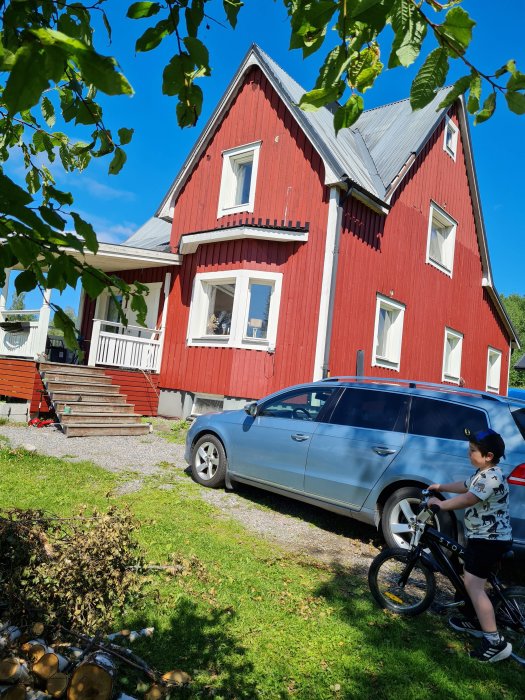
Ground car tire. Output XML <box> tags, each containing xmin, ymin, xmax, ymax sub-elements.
<box><xmin>382</xmin><ymin>486</ymin><xmax>456</xmax><ymax>549</ymax></box>
<box><xmin>190</xmin><ymin>434</ymin><xmax>227</xmax><ymax>488</ymax></box>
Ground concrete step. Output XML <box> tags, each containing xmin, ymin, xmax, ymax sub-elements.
<box><xmin>63</xmin><ymin>423</ymin><xmax>151</xmax><ymax>438</ymax></box>
<box><xmin>59</xmin><ymin>412</ymin><xmax>143</xmax><ymax>425</ymax></box>
<box><xmin>39</xmin><ymin>362</ymin><xmax>107</xmax><ymax>376</ymax></box>
<box><xmin>46</xmin><ymin>380</ymin><xmax>121</xmax><ymax>394</ymax></box>
<box><xmin>50</xmin><ymin>391</ymin><xmax>127</xmax><ymax>404</ymax></box>
<box><xmin>53</xmin><ymin>401</ymin><xmax>135</xmax><ymax>414</ymax></box>
<box><xmin>42</xmin><ymin>371</ymin><xmax>114</xmax><ymax>385</ymax></box>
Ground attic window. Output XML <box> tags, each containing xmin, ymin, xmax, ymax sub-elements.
<box><xmin>426</xmin><ymin>202</ymin><xmax>457</xmax><ymax>276</ymax></box>
<box><xmin>217</xmin><ymin>141</ymin><xmax>261</xmax><ymax>218</ymax></box>
<box><xmin>443</xmin><ymin>116</ymin><xmax>458</xmax><ymax>160</ymax></box>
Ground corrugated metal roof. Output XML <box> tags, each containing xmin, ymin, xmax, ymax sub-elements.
<box><xmin>256</xmin><ymin>46</ymin><xmax>452</xmax><ymax>200</ymax></box>
<box><xmin>124</xmin><ymin>216</ymin><xmax>171</xmax><ymax>250</ymax></box>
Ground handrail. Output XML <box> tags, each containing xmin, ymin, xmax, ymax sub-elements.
<box><xmin>93</xmin><ymin>318</ymin><xmax>162</xmax><ymax>334</ymax></box>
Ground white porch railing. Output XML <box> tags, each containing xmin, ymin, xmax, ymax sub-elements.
<box><xmin>88</xmin><ymin>320</ymin><xmax>163</xmax><ymax>372</ymax></box>
<box><xmin>0</xmin><ymin>309</ymin><xmax>48</xmax><ymax>359</ymax></box>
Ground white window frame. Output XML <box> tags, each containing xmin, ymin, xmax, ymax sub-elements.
<box><xmin>217</xmin><ymin>141</ymin><xmax>261</xmax><ymax>218</ymax></box>
<box><xmin>372</xmin><ymin>294</ymin><xmax>405</xmax><ymax>371</ymax></box>
<box><xmin>486</xmin><ymin>347</ymin><xmax>502</xmax><ymax>393</ymax></box>
<box><xmin>187</xmin><ymin>269</ymin><xmax>282</xmax><ymax>350</ymax></box>
<box><xmin>442</xmin><ymin>327</ymin><xmax>463</xmax><ymax>384</ymax></box>
<box><xmin>443</xmin><ymin>116</ymin><xmax>459</xmax><ymax>160</ymax></box>
<box><xmin>426</xmin><ymin>202</ymin><xmax>457</xmax><ymax>277</ymax></box>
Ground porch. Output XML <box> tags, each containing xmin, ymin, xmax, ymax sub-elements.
<box><xmin>0</xmin><ymin>242</ymin><xmax>181</xmax><ymax>373</ymax></box>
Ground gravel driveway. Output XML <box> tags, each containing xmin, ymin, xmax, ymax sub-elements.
<box><xmin>0</xmin><ymin>423</ymin><xmax>380</xmax><ymax>573</ymax></box>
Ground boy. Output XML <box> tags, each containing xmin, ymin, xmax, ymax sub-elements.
<box><xmin>428</xmin><ymin>428</ymin><xmax>513</xmax><ymax>663</ymax></box>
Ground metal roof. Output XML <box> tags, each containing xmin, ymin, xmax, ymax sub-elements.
<box><xmin>124</xmin><ymin>216</ymin><xmax>172</xmax><ymax>251</ymax></box>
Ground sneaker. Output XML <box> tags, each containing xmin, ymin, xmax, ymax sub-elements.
<box><xmin>449</xmin><ymin>616</ymin><xmax>484</xmax><ymax>638</ymax></box>
<box><xmin>469</xmin><ymin>636</ymin><xmax>512</xmax><ymax>663</ymax></box>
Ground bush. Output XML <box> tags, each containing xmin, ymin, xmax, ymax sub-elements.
<box><xmin>0</xmin><ymin>506</ymin><xmax>145</xmax><ymax>634</ymax></box>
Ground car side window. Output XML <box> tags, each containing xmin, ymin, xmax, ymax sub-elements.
<box><xmin>409</xmin><ymin>397</ymin><xmax>489</xmax><ymax>440</ymax></box>
<box><xmin>258</xmin><ymin>388</ymin><xmax>336</xmax><ymax>421</ymax></box>
<box><xmin>329</xmin><ymin>388</ymin><xmax>409</xmax><ymax>432</ymax></box>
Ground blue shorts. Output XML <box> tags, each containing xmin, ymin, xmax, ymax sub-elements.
<box><xmin>463</xmin><ymin>538</ymin><xmax>512</xmax><ymax>579</ymax></box>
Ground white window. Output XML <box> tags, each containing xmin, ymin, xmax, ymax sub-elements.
<box><xmin>443</xmin><ymin>116</ymin><xmax>458</xmax><ymax>159</ymax></box>
<box><xmin>372</xmin><ymin>294</ymin><xmax>405</xmax><ymax>371</ymax></box>
<box><xmin>486</xmin><ymin>347</ymin><xmax>502</xmax><ymax>393</ymax></box>
<box><xmin>217</xmin><ymin>141</ymin><xmax>261</xmax><ymax>217</ymax></box>
<box><xmin>442</xmin><ymin>327</ymin><xmax>463</xmax><ymax>384</ymax></box>
<box><xmin>426</xmin><ymin>202</ymin><xmax>457</xmax><ymax>276</ymax></box>
<box><xmin>187</xmin><ymin>269</ymin><xmax>282</xmax><ymax>350</ymax></box>
<box><xmin>192</xmin><ymin>394</ymin><xmax>224</xmax><ymax>416</ymax></box>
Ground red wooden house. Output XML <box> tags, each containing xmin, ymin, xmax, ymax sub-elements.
<box><xmin>1</xmin><ymin>45</ymin><xmax>519</xmax><ymax>425</ymax></box>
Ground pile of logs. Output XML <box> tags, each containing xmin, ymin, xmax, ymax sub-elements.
<box><xmin>0</xmin><ymin>622</ymin><xmax>190</xmax><ymax>700</ymax></box>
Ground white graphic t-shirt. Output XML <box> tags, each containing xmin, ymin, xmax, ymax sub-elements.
<box><xmin>463</xmin><ymin>466</ymin><xmax>512</xmax><ymax>540</ymax></box>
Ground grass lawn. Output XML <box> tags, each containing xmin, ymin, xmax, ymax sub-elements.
<box><xmin>0</xmin><ymin>437</ymin><xmax>523</xmax><ymax>699</ymax></box>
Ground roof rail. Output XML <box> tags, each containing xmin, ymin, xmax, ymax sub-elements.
<box><xmin>317</xmin><ymin>376</ymin><xmax>503</xmax><ymax>402</ymax></box>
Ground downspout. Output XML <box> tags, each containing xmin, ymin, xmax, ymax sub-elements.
<box><xmin>312</xmin><ymin>184</ymin><xmax>347</xmax><ymax>380</ymax></box>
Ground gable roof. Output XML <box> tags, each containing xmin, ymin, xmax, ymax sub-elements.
<box><xmin>154</xmin><ymin>44</ymin><xmax>453</xmax><ymax>221</ymax></box>
<box><xmin>125</xmin><ymin>44</ymin><xmax>518</xmax><ymax>347</ymax></box>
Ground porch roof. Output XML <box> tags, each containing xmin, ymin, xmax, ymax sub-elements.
<box><xmin>66</xmin><ymin>242</ymin><xmax>182</xmax><ymax>272</ymax></box>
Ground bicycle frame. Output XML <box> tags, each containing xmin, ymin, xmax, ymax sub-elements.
<box><xmin>400</xmin><ymin>506</ymin><xmax>523</xmax><ymax>626</ymax></box>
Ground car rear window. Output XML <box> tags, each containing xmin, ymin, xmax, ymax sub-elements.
<box><xmin>409</xmin><ymin>397</ymin><xmax>489</xmax><ymax>441</ymax></box>
<box><xmin>329</xmin><ymin>388</ymin><xmax>409</xmax><ymax>432</ymax></box>
<box><xmin>511</xmin><ymin>408</ymin><xmax>525</xmax><ymax>440</ymax></box>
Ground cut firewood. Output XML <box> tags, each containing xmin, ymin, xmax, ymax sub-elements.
<box><xmin>144</xmin><ymin>684</ymin><xmax>164</xmax><ymax>700</ymax></box>
<box><xmin>0</xmin><ymin>659</ymin><xmax>30</xmax><ymax>684</ymax></box>
<box><xmin>160</xmin><ymin>670</ymin><xmax>191</xmax><ymax>686</ymax></box>
<box><xmin>67</xmin><ymin>653</ymin><xmax>116</xmax><ymax>700</ymax></box>
<box><xmin>46</xmin><ymin>673</ymin><xmax>69</xmax><ymax>699</ymax></box>
<box><xmin>32</xmin><ymin>654</ymin><xmax>69</xmax><ymax>680</ymax></box>
<box><xmin>0</xmin><ymin>685</ymin><xmax>27</xmax><ymax>700</ymax></box>
<box><xmin>20</xmin><ymin>641</ymin><xmax>50</xmax><ymax>664</ymax></box>
<box><xmin>31</xmin><ymin>624</ymin><xmax>45</xmax><ymax>638</ymax></box>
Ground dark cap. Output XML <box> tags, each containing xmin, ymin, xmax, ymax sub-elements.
<box><xmin>465</xmin><ymin>428</ymin><xmax>506</xmax><ymax>460</ymax></box>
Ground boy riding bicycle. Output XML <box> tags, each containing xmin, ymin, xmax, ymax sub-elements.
<box><xmin>428</xmin><ymin>428</ymin><xmax>513</xmax><ymax>663</ymax></box>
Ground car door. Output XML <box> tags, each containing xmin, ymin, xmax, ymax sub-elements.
<box><xmin>304</xmin><ymin>387</ymin><xmax>409</xmax><ymax>508</ymax></box>
<box><xmin>228</xmin><ymin>387</ymin><xmax>338</xmax><ymax>491</ymax></box>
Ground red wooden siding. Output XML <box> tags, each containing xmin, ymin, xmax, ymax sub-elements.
<box><xmin>0</xmin><ymin>358</ymin><xmax>36</xmax><ymax>400</ymax></box>
<box><xmin>31</xmin><ymin>369</ymin><xmax>53</xmax><ymax>414</ymax></box>
<box><xmin>159</xmin><ymin>66</ymin><xmax>331</xmax><ymax>398</ymax></box>
<box><xmin>328</xmin><ymin>111</ymin><xmax>511</xmax><ymax>392</ymax></box>
<box><xmin>103</xmin><ymin>368</ymin><xmax>160</xmax><ymax>416</ymax></box>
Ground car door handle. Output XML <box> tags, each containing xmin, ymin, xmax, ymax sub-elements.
<box><xmin>373</xmin><ymin>446</ymin><xmax>396</xmax><ymax>456</ymax></box>
<box><xmin>291</xmin><ymin>433</ymin><xmax>310</xmax><ymax>442</ymax></box>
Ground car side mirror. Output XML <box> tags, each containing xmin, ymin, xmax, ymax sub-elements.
<box><xmin>244</xmin><ymin>401</ymin><xmax>258</xmax><ymax>417</ymax></box>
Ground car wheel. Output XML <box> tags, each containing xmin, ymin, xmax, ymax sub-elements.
<box><xmin>191</xmin><ymin>434</ymin><xmax>227</xmax><ymax>488</ymax></box>
<box><xmin>382</xmin><ymin>486</ymin><xmax>456</xmax><ymax>549</ymax></box>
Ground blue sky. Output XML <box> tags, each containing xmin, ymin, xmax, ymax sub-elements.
<box><xmin>8</xmin><ymin>0</ymin><xmax>525</xmax><ymax>312</ymax></box>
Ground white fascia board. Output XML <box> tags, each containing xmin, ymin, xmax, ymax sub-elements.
<box><xmin>179</xmin><ymin>226</ymin><xmax>308</xmax><ymax>254</ymax></box>
<box><xmin>66</xmin><ymin>243</ymin><xmax>182</xmax><ymax>270</ymax></box>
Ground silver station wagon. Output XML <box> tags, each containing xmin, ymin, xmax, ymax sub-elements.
<box><xmin>185</xmin><ymin>378</ymin><xmax>525</xmax><ymax>552</ymax></box>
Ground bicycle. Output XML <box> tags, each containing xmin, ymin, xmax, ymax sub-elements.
<box><xmin>368</xmin><ymin>490</ymin><xmax>525</xmax><ymax>664</ymax></box>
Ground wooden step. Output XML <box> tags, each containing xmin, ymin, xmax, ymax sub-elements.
<box><xmin>50</xmin><ymin>391</ymin><xmax>127</xmax><ymax>403</ymax></box>
<box><xmin>39</xmin><ymin>362</ymin><xmax>107</xmax><ymax>376</ymax></box>
<box><xmin>46</xmin><ymin>380</ymin><xmax>121</xmax><ymax>393</ymax></box>
<box><xmin>63</xmin><ymin>423</ymin><xmax>151</xmax><ymax>438</ymax></box>
<box><xmin>59</xmin><ymin>412</ymin><xmax>143</xmax><ymax>425</ymax></box>
<box><xmin>53</xmin><ymin>401</ymin><xmax>135</xmax><ymax>414</ymax></box>
<box><xmin>42</xmin><ymin>371</ymin><xmax>114</xmax><ymax>384</ymax></box>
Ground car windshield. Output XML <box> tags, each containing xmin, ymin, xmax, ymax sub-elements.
<box><xmin>510</xmin><ymin>407</ymin><xmax>525</xmax><ymax>440</ymax></box>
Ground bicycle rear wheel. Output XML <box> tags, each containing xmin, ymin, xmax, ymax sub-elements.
<box><xmin>368</xmin><ymin>547</ymin><xmax>436</xmax><ymax>616</ymax></box>
<box><xmin>494</xmin><ymin>586</ymin><xmax>525</xmax><ymax>666</ymax></box>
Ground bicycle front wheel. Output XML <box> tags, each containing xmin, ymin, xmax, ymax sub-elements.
<box><xmin>368</xmin><ymin>547</ymin><xmax>436</xmax><ymax>616</ymax></box>
<box><xmin>494</xmin><ymin>586</ymin><xmax>525</xmax><ymax>666</ymax></box>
